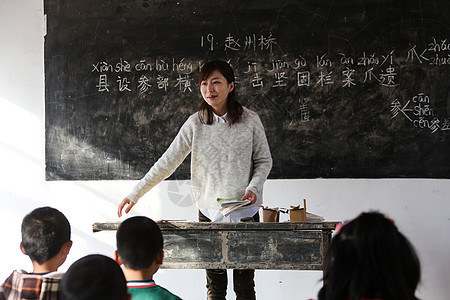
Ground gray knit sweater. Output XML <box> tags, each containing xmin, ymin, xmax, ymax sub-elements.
<box><xmin>127</xmin><ymin>107</ymin><xmax>272</xmax><ymax>210</ymax></box>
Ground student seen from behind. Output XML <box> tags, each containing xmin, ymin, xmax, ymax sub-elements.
<box><xmin>115</xmin><ymin>216</ymin><xmax>182</xmax><ymax>300</ymax></box>
<box><xmin>59</xmin><ymin>254</ymin><xmax>130</xmax><ymax>300</ymax></box>
<box><xmin>318</xmin><ymin>211</ymin><xmax>421</xmax><ymax>300</ymax></box>
<box><xmin>0</xmin><ymin>206</ymin><xmax>72</xmax><ymax>300</ymax></box>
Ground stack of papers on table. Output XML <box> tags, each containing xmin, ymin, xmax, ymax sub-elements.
<box><xmin>217</xmin><ymin>198</ymin><xmax>251</xmax><ymax>217</ymax></box>
<box><xmin>306</xmin><ymin>212</ymin><xmax>325</xmax><ymax>222</ymax></box>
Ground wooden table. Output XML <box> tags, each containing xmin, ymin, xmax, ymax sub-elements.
<box><xmin>93</xmin><ymin>221</ymin><xmax>338</xmax><ymax>270</ymax></box>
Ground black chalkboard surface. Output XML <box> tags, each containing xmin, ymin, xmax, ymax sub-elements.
<box><xmin>45</xmin><ymin>0</ymin><xmax>450</xmax><ymax>180</ymax></box>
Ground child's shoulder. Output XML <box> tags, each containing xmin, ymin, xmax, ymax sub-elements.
<box><xmin>129</xmin><ymin>283</ymin><xmax>181</xmax><ymax>300</ymax></box>
<box><xmin>1</xmin><ymin>270</ymin><xmax>63</xmax><ymax>300</ymax></box>
<box><xmin>42</xmin><ymin>272</ymin><xmax>64</xmax><ymax>279</ymax></box>
<box><xmin>154</xmin><ymin>285</ymin><xmax>182</xmax><ymax>299</ymax></box>
<box><xmin>4</xmin><ymin>270</ymin><xmax>64</xmax><ymax>281</ymax></box>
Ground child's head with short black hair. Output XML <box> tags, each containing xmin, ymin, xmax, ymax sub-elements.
<box><xmin>60</xmin><ymin>254</ymin><xmax>129</xmax><ymax>300</ymax></box>
<box><xmin>21</xmin><ymin>206</ymin><xmax>71</xmax><ymax>265</ymax></box>
<box><xmin>116</xmin><ymin>216</ymin><xmax>163</xmax><ymax>270</ymax></box>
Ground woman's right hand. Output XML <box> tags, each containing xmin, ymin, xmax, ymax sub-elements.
<box><xmin>117</xmin><ymin>197</ymin><xmax>135</xmax><ymax>218</ymax></box>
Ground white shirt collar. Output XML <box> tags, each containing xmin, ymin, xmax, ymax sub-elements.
<box><xmin>212</xmin><ymin>112</ymin><xmax>228</xmax><ymax>123</ymax></box>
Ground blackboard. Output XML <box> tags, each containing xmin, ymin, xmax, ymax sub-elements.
<box><xmin>45</xmin><ymin>0</ymin><xmax>450</xmax><ymax>180</ymax></box>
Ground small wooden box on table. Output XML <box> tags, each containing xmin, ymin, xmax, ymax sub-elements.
<box><xmin>93</xmin><ymin>221</ymin><xmax>338</xmax><ymax>270</ymax></box>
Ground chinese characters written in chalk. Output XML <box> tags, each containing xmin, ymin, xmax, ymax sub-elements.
<box><xmin>201</xmin><ymin>32</ymin><xmax>278</xmax><ymax>53</ymax></box>
<box><xmin>92</xmin><ymin>58</ymin><xmax>195</xmax><ymax>95</ymax></box>
<box><xmin>91</xmin><ymin>37</ymin><xmax>450</xmax><ymax>95</ymax></box>
<box><xmin>391</xmin><ymin>92</ymin><xmax>450</xmax><ymax>134</ymax></box>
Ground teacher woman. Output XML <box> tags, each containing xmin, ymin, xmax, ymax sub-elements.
<box><xmin>118</xmin><ymin>60</ymin><xmax>272</xmax><ymax>300</ymax></box>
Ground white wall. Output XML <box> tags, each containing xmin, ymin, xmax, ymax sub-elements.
<box><xmin>1</xmin><ymin>1</ymin><xmax>449</xmax><ymax>299</ymax></box>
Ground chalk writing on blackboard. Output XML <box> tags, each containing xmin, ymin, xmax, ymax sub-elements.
<box><xmin>287</xmin><ymin>98</ymin><xmax>310</xmax><ymax>125</ymax></box>
<box><xmin>89</xmin><ymin>37</ymin><xmax>450</xmax><ymax>135</ymax></box>
<box><xmin>91</xmin><ymin>37</ymin><xmax>450</xmax><ymax>94</ymax></box>
<box><xmin>392</xmin><ymin>93</ymin><xmax>450</xmax><ymax>134</ymax></box>
<box><xmin>201</xmin><ymin>33</ymin><xmax>279</xmax><ymax>53</ymax></box>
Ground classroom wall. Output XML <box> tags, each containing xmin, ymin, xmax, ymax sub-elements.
<box><xmin>0</xmin><ymin>1</ymin><xmax>449</xmax><ymax>299</ymax></box>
